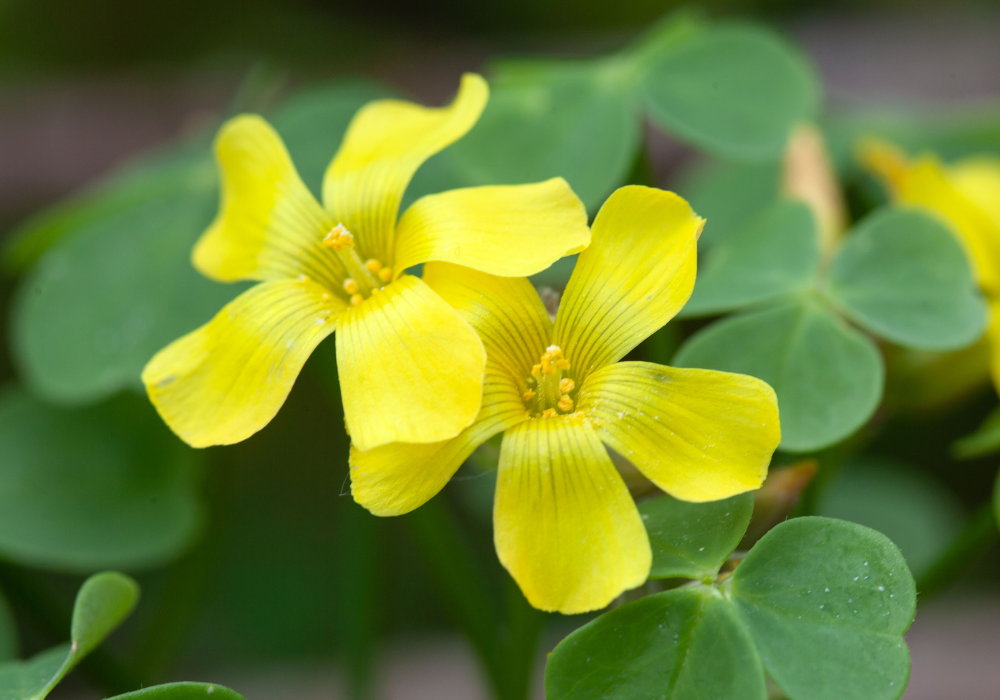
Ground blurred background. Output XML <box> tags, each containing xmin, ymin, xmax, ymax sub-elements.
<box><xmin>2</xmin><ymin>0</ymin><xmax>1000</xmax><ymax>698</ymax></box>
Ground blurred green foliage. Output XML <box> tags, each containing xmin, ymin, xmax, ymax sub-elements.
<box><xmin>0</xmin><ymin>4</ymin><xmax>998</xmax><ymax>700</ymax></box>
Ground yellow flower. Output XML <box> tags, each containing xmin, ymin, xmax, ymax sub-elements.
<box><xmin>349</xmin><ymin>186</ymin><xmax>781</xmax><ymax>614</ymax></box>
<box><xmin>141</xmin><ymin>74</ymin><xmax>590</xmax><ymax>452</ymax></box>
<box><xmin>859</xmin><ymin>139</ymin><xmax>1000</xmax><ymax>389</ymax></box>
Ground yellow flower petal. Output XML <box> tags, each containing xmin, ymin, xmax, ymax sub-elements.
<box><xmin>142</xmin><ymin>279</ymin><xmax>344</xmax><ymax>448</ymax></box>
<box><xmin>336</xmin><ymin>274</ymin><xmax>487</xmax><ymax>451</ymax></box>
<box><xmin>494</xmin><ymin>416</ymin><xmax>651</xmax><ymax>614</ymax></box>
<box><xmin>350</xmin><ymin>361</ymin><xmax>528</xmax><ymax>516</ymax></box>
<box><xmin>422</xmin><ymin>261</ymin><xmax>552</xmax><ymax>381</ymax></box>
<box><xmin>323</xmin><ymin>74</ymin><xmax>488</xmax><ymax>263</ymax></box>
<box><xmin>553</xmin><ymin>185</ymin><xmax>702</xmax><ymax>380</ymax></box>
<box><xmin>578</xmin><ymin>361</ymin><xmax>779</xmax><ymax>502</ymax></box>
<box><xmin>193</xmin><ymin>115</ymin><xmax>344</xmax><ymax>286</ymax></box>
<box><xmin>393</xmin><ymin>178</ymin><xmax>590</xmax><ymax>275</ymax></box>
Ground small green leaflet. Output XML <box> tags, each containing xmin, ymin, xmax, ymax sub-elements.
<box><xmin>730</xmin><ymin>517</ymin><xmax>916</xmax><ymax>700</ymax></box>
<box><xmin>639</xmin><ymin>492</ymin><xmax>753</xmax><ymax>580</ymax></box>
<box><xmin>545</xmin><ymin>587</ymin><xmax>765</xmax><ymax>700</ymax></box>
<box><xmin>0</xmin><ymin>572</ymin><xmax>138</xmax><ymax>700</ymax></box>
<box><xmin>642</xmin><ymin>22</ymin><xmax>820</xmax><ymax>160</ymax></box>
<box><xmin>824</xmin><ymin>207</ymin><xmax>987</xmax><ymax>351</ymax></box>
<box><xmin>681</xmin><ymin>199</ymin><xmax>818</xmax><ymax>317</ymax></box>
<box><xmin>545</xmin><ymin>517</ymin><xmax>916</xmax><ymax>700</ymax></box>
<box><xmin>673</xmin><ymin>298</ymin><xmax>884</xmax><ymax>452</ymax></box>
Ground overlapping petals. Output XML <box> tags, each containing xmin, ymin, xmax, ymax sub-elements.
<box><xmin>323</xmin><ymin>73</ymin><xmax>489</xmax><ymax>263</ymax></box>
<box><xmin>336</xmin><ymin>275</ymin><xmax>486</xmax><ymax>451</ymax></box>
<box><xmin>394</xmin><ymin>179</ymin><xmax>589</xmax><ymax>276</ymax></box>
<box><xmin>145</xmin><ymin>73</ymin><xmax>594</xmax><ymax>452</ymax></box>
<box><xmin>351</xmin><ymin>188</ymin><xmax>779</xmax><ymax>614</ymax></box>
<box><xmin>350</xmin><ymin>360</ymin><xmax>527</xmax><ymax>516</ymax></box>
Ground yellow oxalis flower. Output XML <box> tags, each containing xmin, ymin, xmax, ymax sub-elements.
<box><xmin>859</xmin><ymin>139</ymin><xmax>1000</xmax><ymax>389</ymax></box>
<box><xmin>142</xmin><ymin>74</ymin><xmax>590</xmax><ymax>451</ymax></box>
<box><xmin>349</xmin><ymin>186</ymin><xmax>781</xmax><ymax>614</ymax></box>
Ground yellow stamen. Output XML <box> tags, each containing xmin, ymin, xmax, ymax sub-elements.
<box><xmin>371</xmin><ymin>287</ymin><xmax>381</xmax><ymax>295</ymax></box>
<box><xmin>323</xmin><ymin>223</ymin><xmax>354</xmax><ymax>251</ymax></box>
<box><xmin>542</xmin><ymin>408</ymin><xmax>557</xmax><ymax>418</ymax></box>
<box><xmin>559</xmin><ymin>378</ymin><xmax>575</xmax><ymax>394</ymax></box>
<box><xmin>378</xmin><ymin>267</ymin><xmax>393</xmax><ymax>282</ymax></box>
<box><xmin>531</xmin><ymin>364</ymin><xmax>541</xmax><ymax>378</ymax></box>
<box><xmin>556</xmin><ymin>358</ymin><xmax>570</xmax><ymax>370</ymax></box>
<box><xmin>343</xmin><ymin>278</ymin><xmax>359</xmax><ymax>295</ymax></box>
<box><xmin>350</xmin><ymin>294</ymin><xmax>363</xmax><ymax>306</ymax></box>
<box><xmin>365</xmin><ymin>259</ymin><xmax>383</xmax><ymax>274</ymax></box>
<box><xmin>557</xmin><ymin>395</ymin><xmax>574</xmax><ymax>413</ymax></box>
<box><xmin>522</xmin><ymin>389</ymin><xmax>536</xmax><ymax>402</ymax></box>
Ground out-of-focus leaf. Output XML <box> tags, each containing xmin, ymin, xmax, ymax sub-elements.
<box><xmin>412</xmin><ymin>60</ymin><xmax>640</xmax><ymax>211</ymax></box>
<box><xmin>638</xmin><ymin>492</ymin><xmax>753</xmax><ymax>580</ymax></box>
<box><xmin>11</xmin><ymin>169</ymin><xmax>242</xmax><ymax>405</ymax></box>
<box><xmin>673</xmin><ymin>298</ymin><xmax>884</xmax><ymax>452</ymax></box>
<box><xmin>269</xmin><ymin>79</ymin><xmax>395</xmax><ymax>197</ymax></box>
<box><xmin>680</xmin><ymin>159</ymin><xmax>781</xmax><ymax>247</ymax></box>
<box><xmin>0</xmin><ymin>572</ymin><xmax>138</xmax><ymax>700</ymax></box>
<box><xmin>2</xmin><ymin>147</ymin><xmax>209</xmax><ymax>274</ymax></box>
<box><xmin>681</xmin><ymin>200</ymin><xmax>818</xmax><ymax>317</ymax></box>
<box><xmin>953</xmin><ymin>406</ymin><xmax>1000</xmax><ymax>459</ymax></box>
<box><xmin>994</xmin><ymin>471</ymin><xmax>1000</xmax><ymax>529</ymax></box>
<box><xmin>823</xmin><ymin>105</ymin><xmax>1000</xmax><ymax>175</ymax></box>
<box><xmin>884</xmin><ymin>340</ymin><xmax>990</xmax><ymax>414</ymax></box>
<box><xmin>817</xmin><ymin>459</ymin><xmax>964</xmax><ymax>578</ymax></box>
<box><xmin>545</xmin><ymin>587</ymin><xmax>765</xmax><ymax>700</ymax></box>
<box><xmin>642</xmin><ymin>23</ymin><xmax>820</xmax><ymax>160</ymax></box>
<box><xmin>824</xmin><ymin>208</ymin><xmax>987</xmax><ymax>351</ymax></box>
<box><xmin>108</xmin><ymin>683</ymin><xmax>245</xmax><ymax>700</ymax></box>
<box><xmin>0</xmin><ymin>590</ymin><xmax>16</xmax><ymax>662</ymax></box>
<box><xmin>0</xmin><ymin>389</ymin><xmax>202</xmax><ymax>572</ymax></box>
<box><xmin>0</xmin><ymin>646</ymin><xmax>68</xmax><ymax>700</ymax></box>
<box><xmin>730</xmin><ymin>517</ymin><xmax>915</xmax><ymax>700</ymax></box>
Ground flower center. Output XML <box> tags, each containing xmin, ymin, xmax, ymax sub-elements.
<box><xmin>522</xmin><ymin>345</ymin><xmax>576</xmax><ymax>418</ymax></box>
<box><xmin>322</xmin><ymin>223</ymin><xmax>393</xmax><ymax>305</ymax></box>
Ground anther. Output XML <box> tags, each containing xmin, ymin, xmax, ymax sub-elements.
<box><xmin>350</xmin><ymin>294</ymin><xmax>363</xmax><ymax>306</ymax></box>
<box><xmin>378</xmin><ymin>267</ymin><xmax>393</xmax><ymax>282</ymax></box>
<box><xmin>522</xmin><ymin>389</ymin><xmax>536</xmax><ymax>402</ymax></box>
<box><xmin>559</xmin><ymin>378</ymin><xmax>575</xmax><ymax>394</ymax></box>
<box><xmin>556</xmin><ymin>358</ymin><xmax>570</xmax><ymax>370</ymax></box>
<box><xmin>343</xmin><ymin>278</ymin><xmax>359</xmax><ymax>294</ymax></box>
<box><xmin>542</xmin><ymin>408</ymin><xmax>557</xmax><ymax>418</ymax></box>
<box><xmin>365</xmin><ymin>259</ymin><xmax>383</xmax><ymax>274</ymax></box>
<box><xmin>558</xmin><ymin>395</ymin><xmax>574</xmax><ymax>413</ymax></box>
<box><xmin>371</xmin><ymin>287</ymin><xmax>381</xmax><ymax>295</ymax></box>
<box><xmin>323</xmin><ymin>223</ymin><xmax>354</xmax><ymax>251</ymax></box>
<box><xmin>531</xmin><ymin>364</ymin><xmax>541</xmax><ymax>378</ymax></box>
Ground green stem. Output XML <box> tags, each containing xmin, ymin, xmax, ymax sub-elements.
<box><xmin>406</xmin><ymin>497</ymin><xmax>510</xmax><ymax>700</ymax></box>
<box><xmin>0</xmin><ymin>561</ymin><xmax>147</xmax><ymax>693</ymax></box>
<box><xmin>916</xmin><ymin>502</ymin><xmax>999</xmax><ymax>599</ymax></box>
